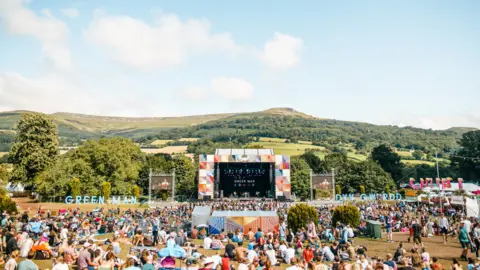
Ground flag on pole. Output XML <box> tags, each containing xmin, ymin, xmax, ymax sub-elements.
<box><xmin>420</xmin><ymin>178</ymin><xmax>424</xmax><ymax>189</ymax></box>
<box><xmin>458</xmin><ymin>178</ymin><xmax>463</xmax><ymax>189</ymax></box>
<box><xmin>409</xmin><ymin>178</ymin><xmax>415</xmax><ymax>188</ymax></box>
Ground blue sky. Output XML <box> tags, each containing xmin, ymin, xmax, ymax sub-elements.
<box><xmin>0</xmin><ymin>0</ymin><xmax>479</xmax><ymax>129</ymax></box>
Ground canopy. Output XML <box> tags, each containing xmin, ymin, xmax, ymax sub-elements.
<box><xmin>212</xmin><ymin>211</ymin><xmax>277</xmax><ymax>217</ymax></box>
<box><xmin>466</xmin><ymin>198</ymin><xmax>479</xmax><ymax>218</ymax></box>
<box><xmin>6</xmin><ymin>182</ymin><xmax>24</xmax><ymax>192</ymax></box>
<box><xmin>192</xmin><ymin>206</ymin><xmax>211</xmax><ymax>229</ymax></box>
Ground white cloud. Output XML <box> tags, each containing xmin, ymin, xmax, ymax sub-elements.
<box><xmin>261</xmin><ymin>32</ymin><xmax>303</xmax><ymax>70</ymax></box>
<box><xmin>181</xmin><ymin>86</ymin><xmax>208</xmax><ymax>101</ymax></box>
<box><xmin>211</xmin><ymin>77</ymin><xmax>254</xmax><ymax>101</ymax></box>
<box><xmin>0</xmin><ymin>0</ymin><xmax>72</xmax><ymax>71</ymax></box>
<box><xmin>84</xmin><ymin>12</ymin><xmax>242</xmax><ymax>68</ymax></box>
<box><xmin>182</xmin><ymin>77</ymin><xmax>254</xmax><ymax>101</ymax></box>
<box><xmin>61</xmin><ymin>8</ymin><xmax>79</xmax><ymax>19</ymax></box>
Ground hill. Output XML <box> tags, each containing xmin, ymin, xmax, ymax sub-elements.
<box><xmin>0</xmin><ymin>108</ymin><xmax>471</xmax><ymax>157</ymax></box>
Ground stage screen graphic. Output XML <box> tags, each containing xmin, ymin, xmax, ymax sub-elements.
<box><xmin>219</xmin><ymin>163</ymin><xmax>270</xmax><ymax>197</ymax></box>
<box><xmin>198</xmin><ymin>154</ymin><xmax>291</xmax><ymax>199</ymax></box>
<box><xmin>151</xmin><ymin>175</ymin><xmax>173</xmax><ymax>191</ymax></box>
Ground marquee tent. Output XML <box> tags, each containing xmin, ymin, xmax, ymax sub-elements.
<box><xmin>209</xmin><ymin>210</ymin><xmax>279</xmax><ymax>235</ymax></box>
<box><xmin>192</xmin><ymin>206</ymin><xmax>211</xmax><ymax>229</ymax></box>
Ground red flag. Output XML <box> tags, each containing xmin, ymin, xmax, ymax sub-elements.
<box><xmin>458</xmin><ymin>178</ymin><xmax>463</xmax><ymax>189</ymax></box>
<box><xmin>420</xmin><ymin>178</ymin><xmax>424</xmax><ymax>189</ymax></box>
<box><xmin>446</xmin><ymin>177</ymin><xmax>452</xmax><ymax>188</ymax></box>
<box><xmin>442</xmin><ymin>178</ymin><xmax>447</xmax><ymax>189</ymax></box>
<box><xmin>409</xmin><ymin>178</ymin><xmax>415</xmax><ymax>188</ymax></box>
<box><xmin>436</xmin><ymin>178</ymin><xmax>441</xmax><ymax>187</ymax></box>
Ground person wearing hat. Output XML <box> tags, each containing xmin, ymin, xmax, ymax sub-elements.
<box><xmin>77</xmin><ymin>242</ymin><xmax>96</xmax><ymax>270</ymax></box>
<box><xmin>201</xmin><ymin>257</ymin><xmax>215</xmax><ymax>270</ymax></box>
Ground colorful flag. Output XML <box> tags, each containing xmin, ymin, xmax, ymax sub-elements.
<box><xmin>458</xmin><ymin>178</ymin><xmax>463</xmax><ymax>189</ymax></box>
<box><xmin>420</xmin><ymin>178</ymin><xmax>424</xmax><ymax>189</ymax></box>
<box><xmin>436</xmin><ymin>178</ymin><xmax>441</xmax><ymax>187</ymax></box>
<box><xmin>409</xmin><ymin>178</ymin><xmax>415</xmax><ymax>188</ymax></box>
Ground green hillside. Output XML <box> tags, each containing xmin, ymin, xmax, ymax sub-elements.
<box><xmin>0</xmin><ymin>108</ymin><xmax>476</xmax><ymax>157</ymax></box>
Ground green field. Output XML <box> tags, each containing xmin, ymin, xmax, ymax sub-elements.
<box><xmin>396</xmin><ymin>150</ymin><xmax>413</xmax><ymax>157</ymax></box>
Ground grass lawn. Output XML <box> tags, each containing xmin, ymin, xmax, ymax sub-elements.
<box><xmin>179</xmin><ymin>138</ymin><xmax>199</xmax><ymax>142</ymax></box>
<box><xmin>258</xmin><ymin>137</ymin><xmax>287</xmax><ymax>143</ymax></box>
<box><xmin>396</xmin><ymin>151</ymin><xmax>413</xmax><ymax>157</ymax></box>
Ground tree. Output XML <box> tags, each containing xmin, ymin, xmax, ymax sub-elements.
<box><xmin>101</xmin><ymin>182</ymin><xmax>111</xmax><ymax>200</ymax></box>
<box><xmin>334</xmin><ymin>160</ymin><xmax>395</xmax><ymax>194</ymax></box>
<box><xmin>322</xmin><ymin>153</ymin><xmax>348</xmax><ymax>174</ymax></box>
<box><xmin>132</xmin><ymin>185</ymin><xmax>141</xmax><ymax>197</ymax></box>
<box><xmin>336</xmin><ymin>185</ymin><xmax>341</xmax><ymax>195</ymax></box>
<box><xmin>371</xmin><ymin>145</ymin><xmax>404</xmax><ymax>186</ymax></box>
<box><xmin>332</xmin><ymin>205</ymin><xmax>360</xmax><ymax>227</ymax></box>
<box><xmin>450</xmin><ymin>131</ymin><xmax>480</xmax><ymax>179</ymax></box>
<box><xmin>69</xmin><ymin>137</ymin><xmax>143</xmax><ymax>194</ymax></box>
<box><xmin>171</xmin><ymin>156</ymin><xmax>196</xmax><ymax>197</ymax></box>
<box><xmin>412</xmin><ymin>150</ymin><xmax>424</xmax><ymax>160</ymax></box>
<box><xmin>299</xmin><ymin>151</ymin><xmax>323</xmax><ymax>174</ymax></box>
<box><xmin>290</xmin><ymin>156</ymin><xmax>310</xmax><ymax>199</ymax></box>
<box><xmin>70</xmin><ymin>178</ymin><xmax>81</xmax><ymax>198</ymax></box>
<box><xmin>138</xmin><ymin>154</ymin><xmax>173</xmax><ymax>192</ymax></box>
<box><xmin>9</xmin><ymin>113</ymin><xmax>59</xmax><ymax>187</ymax></box>
<box><xmin>287</xmin><ymin>204</ymin><xmax>318</xmax><ymax>234</ymax></box>
<box><xmin>0</xmin><ymin>195</ymin><xmax>17</xmax><ymax>214</ymax></box>
<box><xmin>359</xmin><ymin>185</ymin><xmax>365</xmax><ymax>194</ymax></box>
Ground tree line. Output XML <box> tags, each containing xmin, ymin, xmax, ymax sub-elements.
<box><xmin>2</xmin><ymin>112</ymin><xmax>479</xmax><ymax>201</ymax></box>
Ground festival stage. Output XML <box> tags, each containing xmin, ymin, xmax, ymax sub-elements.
<box><xmin>198</xmin><ymin>149</ymin><xmax>291</xmax><ymax>201</ymax></box>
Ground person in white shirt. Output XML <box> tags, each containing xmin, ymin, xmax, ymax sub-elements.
<box><xmin>322</xmin><ymin>245</ymin><xmax>335</xmax><ymax>262</ymax></box>
<box><xmin>285</xmin><ymin>257</ymin><xmax>302</xmax><ymax>270</ymax></box>
<box><xmin>60</xmin><ymin>227</ymin><xmax>69</xmax><ymax>240</ymax></box>
<box><xmin>159</xmin><ymin>227</ymin><xmax>167</xmax><ymax>244</ymax></box>
<box><xmin>247</xmin><ymin>246</ymin><xmax>258</xmax><ymax>263</ymax></box>
<box><xmin>265</xmin><ymin>245</ymin><xmax>277</xmax><ymax>266</ymax></box>
<box><xmin>211</xmin><ymin>254</ymin><xmax>222</xmax><ymax>269</ymax></box>
<box><xmin>282</xmin><ymin>244</ymin><xmax>295</xmax><ymax>264</ymax></box>
<box><xmin>237</xmin><ymin>258</ymin><xmax>250</xmax><ymax>270</ymax></box>
<box><xmin>439</xmin><ymin>214</ymin><xmax>449</xmax><ymax>244</ymax></box>
<box><xmin>203</xmin><ymin>236</ymin><xmax>212</xmax><ymax>250</ymax></box>
<box><xmin>52</xmin><ymin>257</ymin><xmax>69</xmax><ymax>270</ymax></box>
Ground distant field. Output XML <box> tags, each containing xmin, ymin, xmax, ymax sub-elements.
<box><xmin>298</xmin><ymin>140</ymin><xmax>313</xmax><ymax>145</ymax></box>
<box><xmin>0</xmin><ymin>152</ymin><xmax>7</xmax><ymax>157</ymax></box>
<box><xmin>151</xmin><ymin>139</ymin><xmax>173</xmax><ymax>145</ymax></box>
<box><xmin>347</xmin><ymin>151</ymin><xmax>368</xmax><ymax>161</ymax></box>
<box><xmin>396</xmin><ymin>150</ymin><xmax>413</xmax><ymax>157</ymax></box>
<box><xmin>401</xmin><ymin>159</ymin><xmax>435</xmax><ymax>166</ymax></box>
<box><xmin>141</xmin><ymin>146</ymin><xmax>188</xmax><ymax>154</ymax></box>
<box><xmin>247</xmin><ymin>141</ymin><xmax>319</xmax><ymax>156</ymax></box>
<box><xmin>258</xmin><ymin>137</ymin><xmax>286</xmax><ymax>143</ymax></box>
<box><xmin>179</xmin><ymin>138</ymin><xmax>199</xmax><ymax>142</ymax></box>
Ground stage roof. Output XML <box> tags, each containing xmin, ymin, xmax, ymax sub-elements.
<box><xmin>212</xmin><ymin>210</ymin><xmax>277</xmax><ymax>217</ymax></box>
<box><xmin>215</xmin><ymin>148</ymin><xmax>274</xmax><ymax>155</ymax></box>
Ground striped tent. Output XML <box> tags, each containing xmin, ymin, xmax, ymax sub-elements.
<box><xmin>209</xmin><ymin>211</ymin><xmax>279</xmax><ymax>235</ymax></box>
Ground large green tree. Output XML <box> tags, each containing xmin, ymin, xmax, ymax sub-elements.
<box><xmin>9</xmin><ymin>113</ymin><xmax>59</xmax><ymax>187</ymax></box>
<box><xmin>290</xmin><ymin>156</ymin><xmax>311</xmax><ymax>199</ymax></box>
<box><xmin>138</xmin><ymin>154</ymin><xmax>174</xmax><ymax>192</ymax></box>
<box><xmin>171</xmin><ymin>156</ymin><xmax>196</xmax><ymax>197</ymax></box>
<box><xmin>69</xmin><ymin>137</ymin><xmax>143</xmax><ymax>194</ymax></box>
<box><xmin>299</xmin><ymin>151</ymin><xmax>323</xmax><ymax>174</ymax></box>
<box><xmin>371</xmin><ymin>144</ymin><xmax>404</xmax><ymax>186</ymax></box>
<box><xmin>450</xmin><ymin>130</ymin><xmax>480</xmax><ymax>179</ymax></box>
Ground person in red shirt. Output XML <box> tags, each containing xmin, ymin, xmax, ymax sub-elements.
<box><xmin>221</xmin><ymin>253</ymin><xmax>231</xmax><ymax>270</ymax></box>
<box><xmin>303</xmin><ymin>244</ymin><xmax>314</xmax><ymax>264</ymax></box>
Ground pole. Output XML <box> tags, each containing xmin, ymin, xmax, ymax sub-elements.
<box><xmin>309</xmin><ymin>169</ymin><xmax>313</xmax><ymax>201</ymax></box>
<box><xmin>172</xmin><ymin>168</ymin><xmax>176</xmax><ymax>202</ymax></box>
<box><xmin>436</xmin><ymin>151</ymin><xmax>443</xmax><ymax>213</ymax></box>
<box><xmin>149</xmin><ymin>168</ymin><xmax>152</xmax><ymax>205</ymax></box>
<box><xmin>332</xmin><ymin>168</ymin><xmax>336</xmax><ymax>201</ymax></box>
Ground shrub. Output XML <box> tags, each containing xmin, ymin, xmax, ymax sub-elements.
<box><xmin>332</xmin><ymin>205</ymin><xmax>360</xmax><ymax>228</ymax></box>
<box><xmin>70</xmin><ymin>178</ymin><xmax>81</xmax><ymax>198</ymax></box>
<box><xmin>385</xmin><ymin>186</ymin><xmax>391</xmax><ymax>194</ymax></box>
<box><xmin>287</xmin><ymin>204</ymin><xmax>318</xmax><ymax>234</ymax></box>
<box><xmin>359</xmin><ymin>185</ymin><xmax>365</xmax><ymax>194</ymax></box>
<box><xmin>315</xmin><ymin>189</ymin><xmax>331</xmax><ymax>199</ymax></box>
<box><xmin>132</xmin><ymin>185</ymin><xmax>141</xmax><ymax>198</ymax></box>
<box><xmin>101</xmin><ymin>182</ymin><xmax>111</xmax><ymax>200</ymax></box>
<box><xmin>0</xmin><ymin>195</ymin><xmax>17</xmax><ymax>214</ymax></box>
<box><xmin>336</xmin><ymin>185</ymin><xmax>342</xmax><ymax>195</ymax></box>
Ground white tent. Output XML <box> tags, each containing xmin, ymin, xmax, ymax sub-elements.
<box><xmin>192</xmin><ymin>206</ymin><xmax>211</xmax><ymax>228</ymax></box>
<box><xmin>6</xmin><ymin>182</ymin><xmax>24</xmax><ymax>192</ymax></box>
<box><xmin>466</xmin><ymin>198</ymin><xmax>479</xmax><ymax>218</ymax></box>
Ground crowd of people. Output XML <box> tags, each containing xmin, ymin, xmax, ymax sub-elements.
<box><xmin>0</xmin><ymin>199</ymin><xmax>475</xmax><ymax>270</ymax></box>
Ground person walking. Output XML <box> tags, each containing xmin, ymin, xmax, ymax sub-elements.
<box><xmin>439</xmin><ymin>214</ymin><xmax>449</xmax><ymax>244</ymax></box>
<box><xmin>459</xmin><ymin>220</ymin><xmax>472</xmax><ymax>261</ymax></box>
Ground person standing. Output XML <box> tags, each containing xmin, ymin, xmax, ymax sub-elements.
<box><xmin>385</xmin><ymin>214</ymin><xmax>393</xmax><ymax>243</ymax></box>
<box><xmin>439</xmin><ymin>214</ymin><xmax>449</xmax><ymax>244</ymax></box>
<box><xmin>17</xmin><ymin>251</ymin><xmax>39</xmax><ymax>270</ymax></box>
<box><xmin>458</xmin><ymin>221</ymin><xmax>472</xmax><ymax>261</ymax></box>
<box><xmin>473</xmin><ymin>223</ymin><xmax>480</xmax><ymax>258</ymax></box>
<box><xmin>412</xmin><ymin>219</ymin><xmax>424</xmax><ymax>248</ymax></box>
